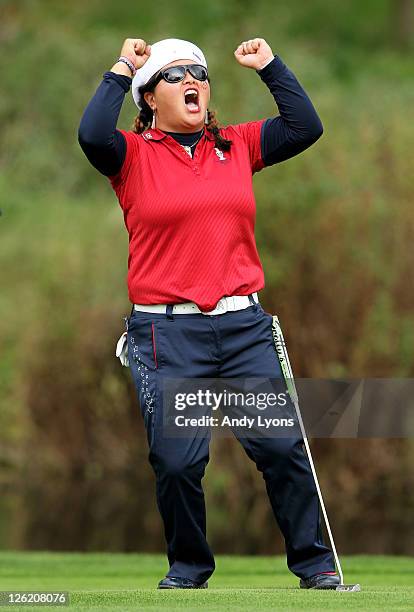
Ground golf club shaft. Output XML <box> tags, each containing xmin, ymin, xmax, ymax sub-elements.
<box><xmin>271</xmin><ymin>315</ymin><xmax>344</xmax><ymax>586</ymax></box>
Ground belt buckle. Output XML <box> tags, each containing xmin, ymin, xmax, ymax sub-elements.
<box><xmin>216</xmin><ymin>297</ymin><xmax>227</xmax><ymax>313</ymax></box>
<box><xmin>200</xmin><ymin>297</ymin><xmax>228</xmax><ymax>315</ymax></box>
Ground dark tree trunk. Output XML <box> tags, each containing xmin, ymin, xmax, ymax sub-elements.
<box><xmin>392</xmin><ymin>0</ymin><xmax>414</xmax><ymax>48</ymax></box>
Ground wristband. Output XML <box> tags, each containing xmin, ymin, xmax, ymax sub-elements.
<box><xmin>117</xmin><ymin>56</ymin><xmax>137</xmax><ymax>76</ymax></box>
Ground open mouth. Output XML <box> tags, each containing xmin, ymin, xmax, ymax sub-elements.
<box><xmin>184</xmin><ymin>88</ymin><xmax>200</xmax><ymax>113</ymax></box>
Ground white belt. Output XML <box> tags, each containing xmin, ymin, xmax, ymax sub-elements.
<box><xmin>134</xmin><ymin>292</ymin><xmax>259</xmax><ymax>316</ymax></box>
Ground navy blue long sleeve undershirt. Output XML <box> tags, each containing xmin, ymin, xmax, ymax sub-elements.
<box><xmin>78</xmin><ymin>55</ymin><xmax>323</xmax><ymax>177</ymax></box>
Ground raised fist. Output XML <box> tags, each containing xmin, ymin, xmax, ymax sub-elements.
<box><xmin>119</xmin><ymin>38</ymin><xmax>151</xmax><ymax>70</ymax></box>
<box><xmin>234</xmin><ymin>38</ymin><xmax>273</xmax><ymax>71</ymax></box>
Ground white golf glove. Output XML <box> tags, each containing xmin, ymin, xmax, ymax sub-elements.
<box><xmin>115</xmin><ymin>331</ymin><xmax>129</xmax><ymax>367</ymax></box>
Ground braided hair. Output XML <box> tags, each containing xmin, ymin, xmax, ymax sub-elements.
<box><xmin>131</xmin><ymin>82</ymin><xmax>232</xmax><ymax>152</ymax></box>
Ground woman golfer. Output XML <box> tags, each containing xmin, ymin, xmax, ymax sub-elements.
<box><xmin>78</xmin><ymin>36</ymin><xmax>339</xmax><ymax>590</ymax></box>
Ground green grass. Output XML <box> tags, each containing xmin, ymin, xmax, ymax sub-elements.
<box><xmin>0</xmin><ymin>553</ymin><xmax>413</xmax><ymax>610</ymax></box>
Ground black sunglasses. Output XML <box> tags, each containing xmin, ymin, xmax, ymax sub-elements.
<box><xmin>151</xmin><ymin>64</ymin><xmax>209</xmax><ymax>86</ymax></box>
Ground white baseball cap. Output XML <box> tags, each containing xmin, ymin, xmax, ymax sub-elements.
<box><xmin>131</xmin><ymin>38</ymin><xmax>208</xmax><ymax>110</ymax></box>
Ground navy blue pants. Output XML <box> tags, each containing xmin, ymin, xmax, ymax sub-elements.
<box><xmin>127</xmin><ymin>296</ymin><xmax>335</xmax><ymax>583</ymax></box>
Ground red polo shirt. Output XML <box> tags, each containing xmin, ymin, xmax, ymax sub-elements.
<box><xmin>108</xmin><ymin>121</ymin><xmax>266</xmax><ymax>312</ymax></box>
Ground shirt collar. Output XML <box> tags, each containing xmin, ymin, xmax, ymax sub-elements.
<box><xmin>141</xmin><ymin>127</ymin><xmax>215</xmax><ymax>142</ymax></box>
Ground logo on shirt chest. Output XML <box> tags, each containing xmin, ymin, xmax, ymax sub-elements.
<box><xmin>214</xmin><ymin>147</ymin><xmax>227</xmax><ymax>162</ymax></box>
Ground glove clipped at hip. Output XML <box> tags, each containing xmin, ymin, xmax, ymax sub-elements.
<box><xmin>115</xmin><ymin>331</ymin><xmax>129</xmax><ymax>367</ymax></box>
